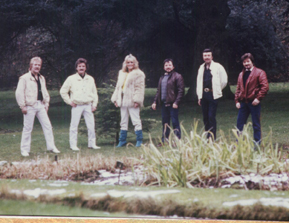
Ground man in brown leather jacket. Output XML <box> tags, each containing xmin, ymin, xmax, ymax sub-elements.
<box><xmin>152</xmin><ymin>59</ymin><xmax>185</xmax><ymax>144</ymax></box>
<box><xmin>235</xmin><ymin>53</ymin><xmax>269</xmax><ymax>145</ymax></box>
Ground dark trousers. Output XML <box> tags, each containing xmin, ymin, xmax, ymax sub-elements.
<box><xmin>201</xmin><ymin>92</ymin><xmax>218</xmax><ymax>139</ymax></box>
<box><xmin>161</xmin><ymin>103</ymin><xmax>181</xmax><ymax>142</ymax></box>
<box><xmin>237</xmin><ymin>101</ymin><xmax>261</xmax><ymax>143</ymax></box>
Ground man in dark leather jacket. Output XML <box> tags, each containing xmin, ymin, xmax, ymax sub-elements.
<box><xmin>235</xmin><ymin>53</ymin><xmax>269</xmax><ymax>145</ymax></box>
<box><xmin>152</xmin><ymin>59</ymin><xmax>185</xmax><ymax>144</ymax></box>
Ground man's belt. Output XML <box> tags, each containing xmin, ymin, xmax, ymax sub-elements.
<box><xmin>204</xmin><ymin>88</ymin><xmax>212</xmax><ymax>92</ymax></box>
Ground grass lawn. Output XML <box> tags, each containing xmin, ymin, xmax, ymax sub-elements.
<box><xmin>1</xmin><ymin>82</ymin><xmax>289</xmax><ymax>161</ymax></box>
<box><xmin>1</xmin><ymin>179</ymin><xmax>289</xmax><ymax>220</ymax></box>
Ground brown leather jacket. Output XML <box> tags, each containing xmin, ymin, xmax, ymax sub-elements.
<box><xmin>153</xmin><ymin>71</ymin><xmax>185</xmax><ymax>106</ymax></box>
<box><xmin>235</xmin><ymin>67</ymin><xmax>269</xmax><ymax>103</ymax></box>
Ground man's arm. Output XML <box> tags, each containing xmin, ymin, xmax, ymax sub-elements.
<box><xmin>219</xmin><ymin>65</ymin><xmax>228</xmax><ymax>90</ymax></box>
<box><xmin>15</xmin><ymin>77</ymin><xmax>26</xmax><ymax>110</ymax></box>
<box><xmin>152</xmin><ymin>77</ymin><xmax>161</xmax><ymax>110</ymax></box>
<box><xmin>60</xmin><ymin>77</ymin><xmax>72</xmax><ymax>105</ymax></box>
<box><xmin>91</xmin><ymin>78</ymin><xmax>99</xmax><ymax>109</ymax></box>
<box><xmin>173</xmin><ymin>73</ymin><xmax>185</xmax><ymax>106</ymax></box>
<box><xmin>256</xmin><ymin>70</ymin><xmax>269</xmax><ymax>101</ymax></box>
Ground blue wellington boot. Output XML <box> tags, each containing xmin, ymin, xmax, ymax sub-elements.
<box><xmin>135</xmin><ymin>130</ymin><xmax>143</xmax><ymax>147</ymax></box>
<box><xmin>116</xmin><ymin>130</ymin><xmax>127</xmax><ymax>147</ymax></box>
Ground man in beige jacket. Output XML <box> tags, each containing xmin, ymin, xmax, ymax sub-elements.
<box><xmin>60</xmin><ymin>58</ymin><xmax>100</xmax><ymax>151</ymax></box>
<box><xmin>15</xmin><ymin>57</ymin><xmax>60</xmax><ymax>157</ymax></box>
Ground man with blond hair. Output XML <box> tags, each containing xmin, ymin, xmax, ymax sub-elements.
<box><xmin>15</xmin><ymin>57</ymin><xmax>60</xmax><ymax>157</ymax></box>
<box><xmin>60</xmin><ymin>58</ymin><xmax>100</xmax><ymax>151</ymax></box>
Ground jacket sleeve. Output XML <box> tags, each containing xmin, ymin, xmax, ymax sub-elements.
<box><xmin>174</xmin><ymin>73</ymin><xmax>185</xmax><ymax>105</ymax></box>
<box><xmin>153</xmin><ymin>78</ymin><xmax>161</xmax><ymax>105</ymax></box>
<box><xmin>256</xmin><ymin>70</ymin><xmax>269</xmax><ymax>101</ymax></box>
<box><xmin>196</xmin><ymin>67</ymin><xmax>203</xmax><ymax>100</ymax></box>
<box><xmin>60</xmin><ymin>77</ymin><xmax>72</xmax><ymax>105</ymax></box>
<box><xmin>41</xmin><ymin>76</ymin><xmax>50</xmax><ymax>108</ymax></box>
<box><xmin>235</xmin><ymin>73</ymin><xmax>242</xmax><ymax>103</ymax></box>
<box><xmin>92</xmin><ymin>79</ymin><xmax>99</xmax><ymax>108</ymax></box>
<box><xmin>15</xmin><ymin>77</ymin><xmax>26</xmax><ymax>109</ymax></box>
<box><xmin>219</xmin><ymin>65</ymin><xmax>228</xmax><ymax>90</ymax></box>
<box><xmin>133</xmin><ymin>72</ymin><xmax>145</xmax><ymax>106</ymax></box>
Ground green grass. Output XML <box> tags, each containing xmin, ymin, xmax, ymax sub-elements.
<box><xmin>1</xmin><ymin>179</ymin><xmax>289</xmax><ymax>220</ymax></box>
<box><xmin>1</xmin><ymin>83</ymin><xmax>289</xmax><ymax>162</ymax></box>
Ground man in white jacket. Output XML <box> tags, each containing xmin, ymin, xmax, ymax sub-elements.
<box><xmin>15</xmin><ymin>57</ymin><xmax>60</xmax><ymax>157</ymax></box>
<box><xmin>196</xmin><ymin>49</ymin><xmax>228</xmax><ymax>140</ymax></box>
<box><xmin>60</xmin><ymin>58</ymin><xmax>100</xmax><ymax>151</ymax></box>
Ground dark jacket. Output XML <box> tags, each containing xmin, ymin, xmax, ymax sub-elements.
<box><xmin>153</xmin><ymin>71</ymin><xmax>185</xmax><ymax>106</ymax></box>
<box><xmin>235</xmin><ymin>67</ymin><xmax>269</xmax><ymax>103</ymax></box>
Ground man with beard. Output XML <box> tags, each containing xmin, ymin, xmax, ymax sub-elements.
<box><xmin>152</xmin><ymin>59</ymin><xmax>185</xmax><ymax>145</ymax></box>
<box><xmin>196</xmin><ymin>49</ymin><xmax>228</xmax><ymax>140</ymax></box>
<box><xmin>15</xmin><ymin>57</ymin><xmax>60</xmax><ymax>156</ymax></box>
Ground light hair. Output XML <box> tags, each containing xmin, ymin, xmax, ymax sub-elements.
<box><xmin>29</xmin><ymin>57</ymin><xmax>42</xmax><ymax>70</ymax></box>
<box><xmin>122</xmin><ymin>54</ymin><xmax>139</xmax><ymax>72</ymax></box>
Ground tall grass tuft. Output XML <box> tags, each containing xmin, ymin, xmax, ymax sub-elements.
<box><xmin>138</xmin><ymin>122</ymin><xmax>288</xmax><ymax>187</ymax></box>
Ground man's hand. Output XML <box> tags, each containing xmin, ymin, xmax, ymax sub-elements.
<box><xmin>198</xmin><ymin>99</ymin><xmax>201</xmax><ymax>106</ymax></box>
<box><xmin>70</xmin><ymin>102</ymin><xmax>77</xmax><ymax>107</ymax></box>
<box><xmin>92</xmin><ymin>106</ymin><xmax>97</xmax><ymax>112</ymax></box>
<box><xmin>134</xmin><ymin>102</ymin><xmax>139</xmax><ymax>108</ymax></box>
<box><xmin>114</xmin><ymin>102</ymin><xmax>118</xmax><ymax>107</ymax></box>
<box><xmin>152</xmin><ymin>103</ymin><xmax>156</xmax><ymax>110</ymax></box>
<box><xmin>21</xmin><ymin>106</ymin><xmax>27</xmax><ymax>114</ymax></box>
<box><xmin>236</xmin><ymin>102</ymin><xmax>241</xmax><ymax>109</ymax></box>
<box><xmin>172</xmin><ymin>103</ymin><xmax>178</xmax><ymax>109</ymax></box>
<box><xmin>252</xmin><ymin>98</ymin><xmax>260</xmax><ymax>106</ymax></box>
<box><xmin>45</xmin><ymin>106</ymin><xmax>49</xmax><ymax>112</ymax></box>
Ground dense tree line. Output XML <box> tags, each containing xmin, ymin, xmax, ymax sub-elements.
<box><xmin>0</xmin><ymin>0</ymin><xmax>288</xmax><ymax>100</ymax></box>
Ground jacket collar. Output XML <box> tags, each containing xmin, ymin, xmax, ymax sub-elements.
<box><xmin>29</xmin><ymin>71</ymin><xmax>43</xmax><ymax>81</ymax></box>
<box><xmin>76</xmin><ymin>72</ymin><xmax>89</xmax><ymax>80</ymax></box>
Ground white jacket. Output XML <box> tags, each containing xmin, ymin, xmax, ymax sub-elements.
<box><xmin>60</xmin><ymin>73</ymin><xmax>98</xmax><ymax>107</ymax></box>
<box><xmin>111</xmin><ymin>69</ymin><xmax>145</xmax><ymax>107</ymax></box>
<box><xmin>15</xmin><ymin>71</ymin><xmax>50</xmax><ymax>109</ymax></box>
<box><xmin>196</xmin><ymin>60</ymin><xmax>228</xmax><ymax>100</ymax></box>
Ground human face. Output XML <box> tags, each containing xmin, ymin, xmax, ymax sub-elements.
<box><xmin>126</xmin><ymin>59</ymin><xmax>135</xmax><ymax>72</ymax></box>
<box><xmin>203</xmin><ymin>52</ymin><xmax>213</xmax><ymax>64</ymax></box>
<box><xmin>76</xmin><ymin>63</ymin><xmax>86</xmax><ymax>75</ymax></box>
<box><xmin>30</xmin><ymin>60</ymin><xmax>42</xmax><ymax>75</ymax></box>
<box><xmin>164</xmin><ymin>61</ymin><xmax>174</xmax><ymax>73</ymax></box>
<box><xmin>243</xmin><ymin>58</ymin><xmax>253</xmax><ymax>70</ymax></box>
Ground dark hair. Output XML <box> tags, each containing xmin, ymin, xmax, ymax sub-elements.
<box><xmin>163</xmin><ymin>58</ymin><xmax>174</xmax><ymax>66</ymax></box>
<box><xmin>75</xmin><ymin>58</ymin><xmax>88</xmax><ymax>70</ymax></box>
<box><xmin>203</xmin><ymin>48</ymin><xmax>213</xmax><ymax>55</ymax></box>
<box><xmin>241</xmin><ymin>53</ymin><xmax>254</xmax><ymax>63</ymax></box>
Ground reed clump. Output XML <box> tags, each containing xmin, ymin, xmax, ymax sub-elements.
<box><xmin>139</xmin><ymin>122</ymin><xmax>288</xmax><ymax>187</ymax></box>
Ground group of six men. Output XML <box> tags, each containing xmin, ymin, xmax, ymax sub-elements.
<box><xmin>15</xmin><ymin>49</ymin><xmax>268</xmax><ymax>156</ymax></box>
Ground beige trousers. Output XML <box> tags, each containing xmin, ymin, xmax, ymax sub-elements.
<box><xmin>69</xmin><ymin>104</ymin><xmax>96</xmax><ymax>148</ymax></box>
<box><xmin>120</xmin><ymin>107</ymin><xmax>142</xmax><ymax>131</ymax></box>
<box><xmin>20</xmin><ymin>100</ymin><xmax>56</xmax><ymax>153</ymax></box>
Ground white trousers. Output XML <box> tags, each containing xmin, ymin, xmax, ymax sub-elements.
<box><xmin>21</xmin><ymin>101</ymin><xmax>56</xmax><ymax>153</ymax></box>
<box><xmin>70</xmin><ymin>104</ymin><xmax>96</xmax><ymax>148</ymax></box>
<box><xmin>120</xmin><ymin>107</ymin><xmax>142</xmax><ymax>131</ymax></box>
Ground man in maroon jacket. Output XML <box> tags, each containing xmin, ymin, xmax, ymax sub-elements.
<box><xmin>235</xmin><ymin>53</ymin><xmax>269</xmax><ymax>145</ymax></box>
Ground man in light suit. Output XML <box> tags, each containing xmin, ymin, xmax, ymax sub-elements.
<box><xmin>196</xmin><ymin>49</ymin><xmax>228</xmax><ymax>140</ymax></box>
<box><xmin>15</xmin><ymin>57</ymin><xmax>60</xmax><ymax>157</ymax></box>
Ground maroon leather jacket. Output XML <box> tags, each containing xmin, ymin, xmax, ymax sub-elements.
<box><xmin>235</xmin><ymin>67</ymin><xmax>269</xmax><ymax>103</ymax></box>
<box><xmin>153</xmin><ymin>71</ymin><xmax>185</xmax><ymax>106</ymax></box>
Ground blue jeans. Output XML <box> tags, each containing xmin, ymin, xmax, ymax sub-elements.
<box><xmin>161</xmin><ymin>104</ymin><xmax>181</xmax><ymax>142</ymax></box>
<box><xmin>236</xmin><ymin>101</ymin><xmax>261</xmax><ymax>143</ymax></box>
<box><xmin>201</xmin><ymin>92</ymin><xmax>218</xmax><ymax>139</ymax></box>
